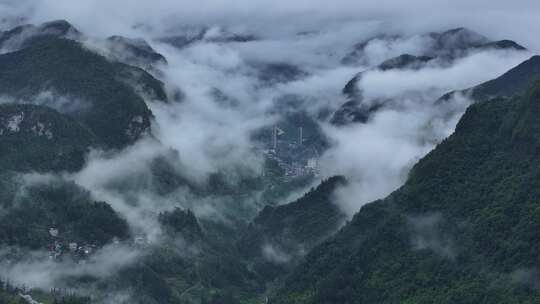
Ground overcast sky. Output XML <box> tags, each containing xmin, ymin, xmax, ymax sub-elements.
<box><xmin>1</xmin><ymin>0</ymin><xmax>539</xmax><ymax>50</ymax></box>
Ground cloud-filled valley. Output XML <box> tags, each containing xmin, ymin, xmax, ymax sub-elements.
<box><xmin>0</xmin><ymin>1</ymin><xmax>539</xmax><ymax>303</ymax></box>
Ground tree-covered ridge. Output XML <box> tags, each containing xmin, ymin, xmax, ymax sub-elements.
<box><xmin>0</xmin><ymin>35</ymin><xmax>166</xmax><ymax>148</ymax></box>
<box><xmin>0</xmin><ymin>103</ymin><xmax>99</xmax><ymax>172</ymax></box>
<box><xmin>237</xmin><ymin>176</ymin><xmax>347</xmax><ymax>282</ymax></box>
<box><xmin>108</xmin><ymin>177</ymin><xmax>348</xmax><ymax>304</ymax></box>
<box><xmin>0</xmin><ymin>173</ymin><xmax>129</xmax><ymax>249</ymax></box>
<box><xmin>0</xmin><ymin>20</ymin><xmax>81</xmax><ymax>52</ymax></box>
<box><xmin>437</xmin><ymin>55</ymin><xmax>540</xmax><ymax>104</ymax></box>
<box><xmin>342</xmin><ymin>27</ymin><xmax>526</xmax><ymax>67</ymax></box>
<box><xmin>332</xmin><ymin>29</ymin><xmax>530</xmax><ymax>127</ymax></box>
<box><xmin>105</xmin><ymin>35</ymin><xmax>168</xmax><ymax>70</ymax></box>
<box><xmin>159</xmin><ymin>208</ymin><xmax>204</xmax><ymax>242</ymax></box>
<box><xmin>272</xmin><ymin>82</ymin><xmax>540</xmax><ymax>304</ymax></box>
<box><xmin>241</xmin><ymin>176</ymin><xmax>347</xmax><ymax>255</ymax></box>
<box><xmin>470</xmin><ymin>55</ymin><xmax>540</xmax><ymax>100</ymax></box>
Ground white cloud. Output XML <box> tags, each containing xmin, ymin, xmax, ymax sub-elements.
<box><xmin>1</xmin><ymin>1</ymin><xmax>538</xmax><ymax>296</ymax></box>
<box><xmin>360</xmin><ymin>50</ymin><xmax>531</xmax><ymax>100</ymax></box>
<box><xmin>0</xmin><ymin>244</ymin><xmax>139</xmax><ymax>290</ymax></box>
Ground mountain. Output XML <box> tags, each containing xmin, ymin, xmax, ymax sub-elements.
<box><xmin>341</xmin><ymin>34</ymin><xmax>401</xmax><ymax>66</ymax></box>
<box><xmin>272</xmin><ymin>81</ymin><xmax>540</xmax><ymax>303</ymax></box>
<box><xmin>1</xmin><ymin>15</ymin><xmax>538</xmax><ymax>304</ymax></box>
<box><xmin>1</xmin><ymin>19</ymin><xmax>168</xmax><ymax>76</ymax></box>
<box><xmin>440</xmin><ymin>55</ymin><xmax>540</xmax><ymax>103</ymax></box>
<box><xmin>159</xmin><ymin>208</ymin><xmax>205</xmax><ymax>242</ymax></box>
<box><xmin>332</xmin><ymin>29</ymin><xmax>529</xmax><ymax>127</ymax></box>
<box><xmin>377</xmin><ymin>54</ymin><xmax>434</xmax><ymax>72</ymax></box>
<box><xmin>127</xmin><ymin>208</ymin><xmax>264</xmax><ymax>304</ymax></box>
<box><xmin>343</xmin><ymin>54</ymin><xmax>434</xmax><ymax>98</ymax></box>
<box><xmin>105</xmin><ymin>35</ymin><xmax>168</xmax><ymax>70</ymax></box>
<box><xmin>428</xmin><ymin>28</ymin><xmax>526</xmax><ymax>57</ymax></box>
<box><xmin>126</xmin><ymin>177</ymin><xmax>348</xmax><ymax>303</ymax></box>
<box><xmin>331</xmin><ymin>54</ymin><xmax>432</xmax><ymax>125</ymax></box>
<box><xmin>255</xmin><ymin>62</ymin><xmax>308</xmax><ymax>84</ymax></box>
<box><xmin>342</xmin><ymin>27</ymin><xmax>526</xmax><ymax>67</ymax></box>
<box><xmin>238</xmin><ymin>176</ymin><xmax>347</xmax><ymax>281</ymax></box>
<box><xmin>0</xmin><ymin>103</ymin><xmax>99</xmax><ymax>172</ymax></box>
<box><xmin>0</xmin><ymin>19</ymin><xmax>81</xmax><ymax>52</ymax></box>
<box><xmin>0</xmin><ymin>35</ymin><xmax>166</xmax><ymax>148</ymax></box>
<box><xmin>0</xmin><ymin>174</ymin><xmax>129</xmax><ymax>249</ymax></box>
<box><xmin>159</xmin><ymin>26</ymin><xmax>257</xmax><ymax>49</ymax></box>
<box><xmin>333</xmin><ymin>54</ymin><xmax>540</xmax><ymax>128</ymax></box>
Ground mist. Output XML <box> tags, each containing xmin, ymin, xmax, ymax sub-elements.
<box><xmin>0</xmin><ymin>0</ymin><xmax>538</xmax><ymax>51</ymax></box>
<box><xmin>0</xmin><ymin>0</ymin><xmax>539</xmax><ymax>296</ymax></box>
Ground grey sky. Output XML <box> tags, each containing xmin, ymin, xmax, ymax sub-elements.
<box><xmin>1</xmin><ymin>0</ymin><xmax>539</xmax><ymax>50</ymax></box>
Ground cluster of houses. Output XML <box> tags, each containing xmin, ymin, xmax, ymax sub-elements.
<box><xmin>46</xmin><ymin>227</ymin><xmax>150</xmax><ymax>262</ymax></box>
<box><xmin>47</xmin><ymin>227</ymin><xmax>103</xmax><ymax>262</ymax></box>
<box><xmin>46</xmin><ymin>227</ymin><xmax>145</xmax><ymax>262</ymax></box>
<box><xmin>268</xmin><ymin>124</ymin><xmax>321</xmax><ymax>176</ymax></box>
<box><xmin>263</xmin><ymin>126</ymin><xmax>320</xmax><ymax>180</ymax></box>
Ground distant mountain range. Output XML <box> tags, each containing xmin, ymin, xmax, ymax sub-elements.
<box><xmin>0</xmin><ymin>19</ymin><xmax>539</xmax><ymax>304</ymax></box>
<box><xmin>274</xmin><ymin>78</ymin><xmax>540</xmax><ymax>304</ymax></box>
<box><xmin>331</xmin><ymin>27</ymin><xmax>529</xmax><ymax>126</ymax></box>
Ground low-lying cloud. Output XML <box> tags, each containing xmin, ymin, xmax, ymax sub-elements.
<box><xmin>0</xmin><ymin>0</ymin><xmax>539</xmax><ymax>297</ymax></box>
<box><xmin>0</xmin><ymin>244</ymin><xmax>140</xmax><ymax>290</ymax></box>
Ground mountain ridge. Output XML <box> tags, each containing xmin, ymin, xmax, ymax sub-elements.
<box><xmin>272</xmin><ymin>81</ymin><xmax>540</xmax><ymax>304</ymax></box>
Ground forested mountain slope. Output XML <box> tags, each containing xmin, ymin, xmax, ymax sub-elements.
<box><xmin>0</xmin><ymin>36</ymin><xmax>166</xmax><ymax>148</ymax></box>
<box><xmin>273</xmin><ymin>82</ymin><xmax>540</xmax><ymax>304</ymax></box>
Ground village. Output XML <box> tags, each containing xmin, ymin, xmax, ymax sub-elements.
<box><xmin>46</xmin><ymin>227</ymin><xmax>148</xmax><ymax>263</ymax></box>
<box><xmin>262</xmin><ymin>125</ymin><xmax>320</xmax><ymax>179</ymax></box>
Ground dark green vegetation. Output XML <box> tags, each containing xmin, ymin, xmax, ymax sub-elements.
<box><xmin>462</xmin><ymin>55</ymin><xmax>540</xmax><ymax>101</ymax></box>
<box><xmin>159</xmin><ymin>208</ymin><xmax>204</xmax><ymax>242</ymax></box>
<box><xmin>239</xmin><ymin>176</ymin><xmax>347</xmax><ymax>281</ymax></box>
<box><xmin>0</xmin><ymin>27</ymin><xmax>167</xmax><ymax>148</ymax></box>
<box><xmin>273</xmin><ymin>82</ymin><xmax>540</xmax><ymax>303</ymax></box>
<box><xmin>130</xmin><ymin>176</ymin><xmax>347</xmax><ymax>304</ymax></box>
<box><xmin>437</xmin><ymin>55</ymin><xmax>540</xmax><ymax>106</ymax></box>
<box><xmin>0</xmin><ymin>173</ymin><xmax>129</xmax><ymax>249</ymax></box>
<box><xmin>0</xmin><ymin>281</ymin><xmax>25</xmax><ymax>304</ymax></box>
<box><xmin>110</xmin><ymin>208</ymin><xmax>264</xmax><ymax>304</ymax></box>
<box><xmin>0</xmin><ymin>103</ymin><xmax>98</xmax><ymax>172</ymax></box>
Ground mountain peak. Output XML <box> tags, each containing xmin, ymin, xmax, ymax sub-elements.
<box><xmin>40</xmin><ymin>19</ymin><xmax>79</xmax><ymax>35</ymax></box>
<box><xmin>378</xmin><ymin>54</ymin><xmax>434</xmax><ymax>71</ymax></box>
<box><xmin>434</xmin><ymin>27</ymin><xmax>489</xmax><ymax>50</ymax></box>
